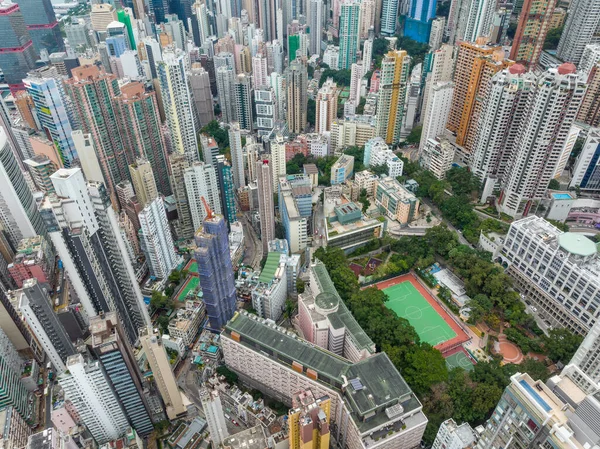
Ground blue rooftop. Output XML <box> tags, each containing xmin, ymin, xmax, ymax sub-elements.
<box><xmin>519</xmin><ymin>380</ymin><xmax>552</xmax><ymax>412</ymax></box>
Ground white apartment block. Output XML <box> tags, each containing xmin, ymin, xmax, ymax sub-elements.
<box><xmin>306</xmin><ymin>133</ymin><xmax>329</xmax><ymax>158</ymax></box>
<box><xmin>168</xmin><ymin>300</ymin><xmax>206</xmax><ymax>347</ymax></box>
<box><xmin>499</xmin><ymin>216</ymin><xmax>600</xmax><ymax>336</ymax></box>
<box><xmin>200</xmin><ymin>388</ymin><xmax>229</xmax><ymax>446</ymax></box>
<box><xmin>571</xmin><ymin>322</ymin><xmax>600</xmax><ymax>383</ymax></box>
<box><xmin>251</xmin><ymin>255</ymin><xmax>288</xmax><ymax>321</ymax></box>
<box><xmin>580</xmin><ymin>44</ymin><xmax>600</xmax><ymax>79</ymax></box>
<box><xmin>353</xmin><ymin>170</ymin><xmax>379</xmax><ymax>198</ymax></box>
<box><xmin>330</xmin><ymin>116</ymin><xmax>377</xmax><ymax>152</ymax></box>
<box><xmin>556</xmin><ymin>0</ymin><xmax>600</xmax><ymax>65</ymax></box>
<box><xmin>59</xmin><ymin>354</ymin><xmax>130</xmax><ymax>444</ymax></box>
<box><xmin>221</xmin><ymin>311</ymin><xmax>428</xmax><ymax>449</ymax></box>
<box><xmin>364</xmin><ymin>137</ymin><xmax>404</xmax><ymax>177</ymax></box>
<box><xmin>419</xmin><ymin>82</ymin><xmax>454</xmax><ymax>151</ymax></box>
<box><xmin>420</xmin><ymin>137</ymin><xmax>456</xmax><ymax>180</ymax></box>
<box><xmin>138</xmin><ymin>198</ymin><xmax>182</xmax><ymax>279</ymax></box>
<box><xmin>184</xmin><ymin>162</ymin><xmax>221</xmax><ymax>231</ymax></box>
<box><xmin>229</xmin><ymin>123</ymin><xmax>245</xmax><ymax>189</ymax></box>
<box><xmin>432</xmin><ymin>419</ymin><xmax>477</xmax><ymax>449</ymax></box>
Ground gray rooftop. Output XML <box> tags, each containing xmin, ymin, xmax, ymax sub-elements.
<box><xmin>222</xmin><ymin>425</ymin><xmax>268</xmax><ymax>449</ymax></box>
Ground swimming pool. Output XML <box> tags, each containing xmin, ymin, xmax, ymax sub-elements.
<box><xmin>552</xmin><ymin>193</ymin><xmax>572</xmax><ymax>200</ymax></box>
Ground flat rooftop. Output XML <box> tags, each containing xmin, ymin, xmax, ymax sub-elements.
<box><xmin>258</xmin><ymin>252</ymin><xmax>281</xmax><ymax>283</ymax></box>
<box><xmin>222</xmin><ymin>425</ymin><xmax>268</xmax><ymax>449</ymax></box>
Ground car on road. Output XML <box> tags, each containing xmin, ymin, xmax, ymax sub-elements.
<box><xmin>530</xmin><ymin>306</ymin><xmax>537</xmax><ymax>312</ymax></box>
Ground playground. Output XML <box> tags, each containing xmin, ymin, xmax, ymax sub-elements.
<box><xmin>373</xmin><ymin>273</ymin><xmax>470</xmax><ymax>353</ymax></box>
<box><xmin>176</xmin><ymin>276</ymin><xmax>200</xmax><ymax>302</ymax></box>
<box><xmin>183</xmin><ymin>259</ymin><xmax>199</xmax><ymax>276</ymax></box>
<box><xmin>444</xmin><ymin>347</ymin><xmax>475</xmax><ymax>371</ymax></box>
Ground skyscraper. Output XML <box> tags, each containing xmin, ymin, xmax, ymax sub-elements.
<box><xmin>89</xmin><ymin>313</ymin><xmax>154</xmax><ymax>437</ymax></box>
<box><xmin>446</xmin><ymin>40</ymin><xmax>512</xmax><ymax>151</ymax></box>
<box><xmin>138</xmin><ymin>198</ymin><xmax>182</xmax><ymax>279</ymax></box>
<box><xmin>17</xmin><ymin>0</ymin><xmax>64</xmax><ymax>56</ymax></box>
<box><xmin>169</xmin><ymin>154</ymin><xmax>194</xmax><ymax>239</ymax></box>
<box><xmin>158</xmin><ymin>50</ymin><xmax>199</xmax><ymax>164</ymax></box>
<box><xmin>189</xmin><ymin>64</ymin><xmax>215</xmax><ymax>127</ymax></box>
<box><xmin>288</xmin><ymin>390</ymin><xmax>331</xmax><ymax>449</ymax></box>
<box><xmin>577</xmin><ymin>63</ymin><xmax>600</xmax><ymax>127</ymax></box>
<box><xmin>229</xmin><ymin>123</ymin><xmax>245</xmax><ymax>189</ymax></box>
<box><xmin>286</xmin><ymin>61</ymin><xmax>308</xmax><ymax>134</ymax></box>
<box><xmin>0</xmin><ymin>3</ymin><xmax>38</xmax><ymax>88</ymax></box>
<box><xmin>556</xmin><ymin>0</ymin><xmax>600</xmax><ymax>65</ymax></box>
<box><xmin>376</xmin><ymin>50</ymin><xmax>411</xmax><ymax>144</ymax></box>
<box><xmin>113</xmin><ymin>81</ymin><xmax>172</xmax><ymax>197</ymax></box>
<box><xmin>215</xmin><ymin>156</ymin><xmax>238</xmax><ymax>226</ymax></box>
<box><xmin>64</xmin><ymin>65</ymin><xmax>129</xmax><ymax>199</ymax></box>
<box><xmin>256</xmin><ymin>159</ymin><xmax>274</xmax><ymax>252</ymax></box>
<box><xmin>308</xmin><ymin>0</ymin><xmax>323</xmax><ymax>56</ymax></box>
<box><xmin>129</xmin><ymin>159</ymin><xmax>159</xmax><ymax>208</ymax></box>
<box><xmin>381</xmin><ymin>0</ymin><xmax>399</xmax><ymax>35</ymax></box>
<box><xmin>509</xmin><ymin>0</ymin><xmax>557</xmax><ymax>67</ymax></box>
<box><xmin>200</xmin><ymin>389</ymin><xmax>229</xmax><ymax>446</ymax></box>
<box><xmin>316</xmin><ymin>79</ymin><xmax>339</xmax><ymax>133</ymax></box>
<box><xmin>419</xmin><ymin>82</ymin><xmax>455</xmax><ymax>151</ymax></box>
<box><xmin>139</xmin><ymin>327</ymin><xmax>186</xmax><ymax>420</ymax></box>
<box><xmin>339</xmin><ymin>0</ymin><xmax>361</xmax><ymax>69</ymax></box>
<box><xmin>216</xmin><ymin>66</ymin><xmax>236</xmax><ymax>123</ymax></box>
<box><xmin>499</xmin><ymin>64</ymin><xmax>585</xmax><ymax>217</ymax></box>
<box><xmin>0</xmin><ymin>328</ymin><xmax>33</xmax><ymax>424</ymax></box>
<box><xmin>17</xmin><ymin>278</ymin><xmax>76</xmax><ymax>374</ymax></box>
<box><xmin>0</xmin><ymin>129</ymin><xmax>47</xmax><ymax>248</ymax></box>
<box><xmin>234</xmin><ymin>75</ymin><xmax>254</xmax><ymax>133</ymax></box>
<box><xmin>184</xmin><ymin>161</ymin><xmax>221</xmax><ymax>231</ymax></box>
<box><xmin>405</xmin><ymin>0</ymin><xmax>437</xmax><ymax>42</ymax></box>
<box><xmin>59</xmin><ymin>353</ymin><xmax>130</xmax><ymax>444</ymax></box>
<box><xmin>194</xmin><ymin>214</ymin><xmax>236</xmax><ymax>329</ymax></box>
<box><xmin>24</xmin><ymin>72</ymin><xmax>77</xmax><ymax>167</ymax></box>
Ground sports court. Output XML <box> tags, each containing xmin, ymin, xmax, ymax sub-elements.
<box><xmin>383</xmin><ymin>281</ymin><xmax>457</xmax><ymax>346</ymax></box>
<box><xmin>372</xmin><ymin>273</ymin><xmax>470</xmax><ymax>353</ymax></box>
<box><xmin>176</xmin><ymin>276</ymin><xmax>199</xmax><ymax>302</ymax></box>
<box><xmin>445</xmin><ymin>348</ymin><xmax>475</xmax><ymax>371</ymax></box>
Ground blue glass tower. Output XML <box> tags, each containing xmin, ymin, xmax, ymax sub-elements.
<box><xmin>404</xmin><ymin>0</ymin><xmax>437</xmax><ymax>43</ymax></box>
<box><xmin>194</xmin><ymin>215</ymin><xmax>237</xmax><ymax>329</ymax></box>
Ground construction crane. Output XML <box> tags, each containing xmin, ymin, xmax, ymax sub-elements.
<box><xmin>201</xmin><ymin>196</ymin><xmax>214</xmax><ymax>220</ymax></box>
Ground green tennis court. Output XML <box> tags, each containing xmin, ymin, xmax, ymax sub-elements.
<box><xmin>383</xmin><ymin>282</ymin><xmax>457</xmax><ymax>346</ymax></box>
<box><xmin>445</xmin><ymin>350</ymin><xmax>474</xmax><ymax>371</ymax></box>
<box><xmin>177</xmin><ymin>277</ymin><xmax>199</xmax><ymax>302</ymax></box>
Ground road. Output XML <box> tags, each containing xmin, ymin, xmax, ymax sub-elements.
<box><xmin>312</xmin><ymin>198</ymin><xmax>326</xmax><ymax>248</ymax></box>
<box><xmin>240</xmin><ymin>213</ymin><xmax>262</xmax><ymax>269</ymax></box>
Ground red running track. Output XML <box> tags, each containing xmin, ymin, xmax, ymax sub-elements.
<box><xmin>370</xmin><ymin>273</ymin><xmax>470</xmax><ymax>355</ymax></box>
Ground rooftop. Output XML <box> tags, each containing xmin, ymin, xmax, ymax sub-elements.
<box><xmin>258</xmin><ymin>252</ymin><xmax>282</xmax><ymax>284</ymax></box>
<box><xmin>558</xmin><ymin>233</ymin><xmax>597</xmax><ymax>257</ymax></box>
<box><xmin>303</xmin><ymin>163</ymin><xmax>319</xmax><ymax>175</ymax></box>
<box><xmin>222</xmin><ymin>425</ymin><xmax>268</xmax><ymax>449</ymax></box>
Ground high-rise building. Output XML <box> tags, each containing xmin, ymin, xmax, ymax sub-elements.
<box><xmin>381</xmin><ymin>0</ymin><xmax>400</xmax><ymax>35</ymax></box>
<box><xmin>571</xmin><ymin>322</ymin><xmax>600</xmax><ymax>383</ymax></box>
<box><xmin>499</xmin><ymin>64</ymin><xmax>584</xmax><ymax>217</ymax></box>
<box><xmin>184</xmin><ymin>161</ymin><xmax>221</xmax><ymax>231</ymax></box>
<box><xmin>233</xmin><ymin>74</ymin><xmax>254</xmax><ymax>131</ymax></box>
<box><xmin>446</xmin><ymin>40</ymin><xmax>512</xmax><ymax>152</ymax></box>
<box><xmin>419</xmin><ymin>137</ymin><xmax>456</xmax><ymax>180</ymax></box>
<box><xmin>0</xmin><ymin>328</ymin><xmax>33</xmax><ymax>424</ymax></box>
<box><xmin>288</xmin><ymin>390</ymin><xmax>331</xmax><ymax>449</ymax></box>
<box><xmin>308</xmin><ymin>0</ymin><xmax>323</xmax><ymax>56</ymax></box>
<box><xmin>279</xmin><ymin>177</ymin><xmax>308</xmax><ymax>253</ymax></box>
<box><xmin>286</xmin><ymin>60</ymin><xmax>308</xmax><ymax>134</ymax></box>
<box><xmin>129</xmin><ymin>159</ymin><xmax>158</xmax><ymax>208</ymax></box>
<box><xmin>215</xmin><ymin>155</ymin><xmax>238</xmax><ymax>226</ymax></box>
<box><xmin>17</xmin><ymin>278</ymin><xmax>76</xmax><ymax>374</ymax></box>
<box><xmin>113</xmin><ymin>82</ymin><xmax>172</xmax><ymax>197</ymax></box>
<box><xmin>419</xmin><ymin>82</ymin><xmax>454</xmax><ymax>150</ymax></box>
<box><xmin>139</xmin><ymin>327</ymin><xmax>186</xmax><ymax>420</ymax></box>
<box><xmin>577</xmin><ymin>63</ymin><xmax>600</xmax><ymax>127</ymax></box>
<box><xmin>91</xmin><ymin>4</ymin><xmax>118</xmax><ymax>34</ymax></box>
<box><xmin>570</xmin><ymin>128</ymin><xmax>600</xmax><ymax>191</ymax></box>
<box><xmin>194</xmin><ymin>214</ymin><xmax>236</xmax><ymax>329</ymax></box>
<box><xmin>189</xmin><ymin>64</ymin><xmax>215</xmax><ymax>127</ymax></box>
<box><xmin>254</xmin><ymin>88</ymin><xmax>277</xmax><ymax>136</ymax></box>
<box><xmin>420</xmin><ymin>44</ymin><xmax>455</xmax><ymax>133</ymax></box>
<box><xmin>556</xmin><ymin>0</ymin><xmax>600</xmax><ymax>65</ymax></box>
<box><xmin>158</xmin><ymin>50</ymin><xmax>199</xmax><ymax>164</ymax></box>
<box><xmin>429</xmin><ymin>17</ymin><xmax>445</xmax><ymax>51</ymax></box>
<box><xmin>0</xmin><ymin>3</ymin><xmax>38</xmax><ymax>88</ymax></box>
<box><xmin>169</xmin><ymin>154</ymin><xmax>194</xmax><ymax>239</ymax></box>
<box><xmin>432</xmin><ymin>419</ymin><xmax>477</xmax><ymax>449</ymax></box>
<box><xmin>229</xmin><ymin>123</ymin><xmax>245</xmax><ymax>189</ymax></box>
<box><xmin>138</xmin><ymin>198</ymin><xmax>182</xmax><ymax>279</ymax></box>
<box><xmin>0</xmin><ymin>406</ymin><xmax>31</xmax><ymax>449</ymax></box>
<box><xmin>446</xmin><ymin>0</ymin><xmax>494</xmax><ymax>44</ymax></box>
<box><xmin>59</xmin><ymin>353</ymin><xmax>130</xmax><ymax>444</ymax></box>
<box><xmin>339</xmin><ymin>0</ymin><xmax>361</xmax><ymax>69</ymax></box>
<box><xmin>509</xmin><ymin>0</ymin><xmax>556</xmax><ymax>67</ymax></box>
<box><xmin>315</xmin><ymin>79</ymin><xmax>339</xmax><ymax>134</ymax></box>
<box><xmin>269</xmin><ymin>134</ymin><xmax>287</xmax><ymax>191</ymax></box>
<box><xmin>24</xmin><ymin>72</ymin><xmax>77</xmax><ymax>167</ymax></box>
<box><xmin>200</xmin><ymin>388</ymin><xmax>229</xmax><ymax>446</ymax></box>
<box><xmin>64</xmin><ymin>65</ymin><xmax>129</xmax><ymax>199</ymax></box>
<box><xmin>404</xmin><ymin>0</ymin><xmax>437</xmax><ymax>43</ymax></box>
<box><xmin>89</xmin><ymin>313</ymin><xmax>154</xmax><ymax>437</ymax></box>
<box><xmin>376</xmin><ymin>50</ymin><xmax>411</xmax><ymax>144</ymax></box>
<box><xmin>216</xmin><ymin>66</ymin><xmax>236</xmax><ymax>123</ymax></box>
<box><xmin>256</xmin><ymin>160</ymin><xmax>274</xmax><ymax>253</ymax></box>
<box><xmin>0</xmin><ymin>129</ymin><xmax>46</xmax><ymax>248</ymax></box>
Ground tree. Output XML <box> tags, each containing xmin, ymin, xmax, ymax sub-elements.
<box><xmin>150</xmin><ymin>290</ymin><xmax>169</xmax><ymax>310</ymax></box>
<box><xmin>168</xmin><ymin>269</ymin><xmax>182</xmax><ymax>284</ymax></box>
<box><xmin>548</xmin><ymin>179</ymin><xmax>560</xmax><ymax>190</ymax></box>
<box><xmin>518</xmin><ymin>358</ymin><xmax>550</xmax><ymax>382</ymax></box>
<box><xmin>547</xmin><ymin>219</ymin><xmax>569</xmax><ymax>232</ymax></box>
<box><xmin>156</xmin><ymin>315</ymin><xmax>171</xmax><ymax>334</ymax></box>
<box><xmin>358</xmin><ymin>188</ymin><xmax>370</xmax><ymax>213</ymax></box>
<box><xmin>544</xmin><ymin>27</ymin><xmax>563</xmax><ymax>50</ymax></box>
<box><xmin>296</xmin><ymin>279</ymin><xmax>306</xmax><ymax>294</ymax></box>
<box><xmin>200</xmin><ymin>120</ymin><xmax>229</xmax><ymax>148</ymax></box>
<box><xmin>402</xmin><ymin>345</ymin><xmax>448</xmax><ymax>395</ymax></box>
<box><xmin>307</xmin><ymin>98</ymin><xmax>316</xmax><ymax>127</ymax></box>
<box><xmin>283</xmin><ymin>299</ymin><xmax>296</xmax><ymax>324</ymax></box>
<box><xmin>436</xmin><ymin>0</ymin><xmax>450</xmax><ymax>17</ymax></box>
<box><xmin>216</xmin><ymin>366</ymin><xmax>239</xmax><ymax>384</ymax></box>
<box><xmin>543</xmin><ymin>328</ymin><xmax>583</xmax><ymax>363</ymax></box>
<box><xmin>370</xmin><ymin>163</ymin><xmax>388</xmax><ymax>176</ymax></box>
<box><xmin>405</xmin><ymin>126</ymin><xmax>422</xmax><ymax>145</ymax></box>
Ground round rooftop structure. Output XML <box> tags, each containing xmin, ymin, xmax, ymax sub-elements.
<box><xmin>558</xmin><ymin>233</ymin><xmax>597</xmax><ymax>257</ymax></box>
<box><xmin>557</xmin><ymin>62</ymin><xmax>577</xmax><ymax>75</ymax></box>
<box><xmin>314</xmin><ymin>292</ymin><xmax>339</xmax><ymax>315</ymax></box>
<box><xmin>509</xmin><ymin>63</ymin><xmax>527</xmax><ymax>75</ymax></box>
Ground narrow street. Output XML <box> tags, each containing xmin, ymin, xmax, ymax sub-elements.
<box><xmin>240</xmin><ymin>213</ymin><xmax>262</xmax><ymax>269</ymax></box>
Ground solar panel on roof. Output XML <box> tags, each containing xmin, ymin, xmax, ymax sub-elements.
<box><xmin>350</xmin><ymin>378</ymin><xmax>364</xmax><ymax>390</ymax></box>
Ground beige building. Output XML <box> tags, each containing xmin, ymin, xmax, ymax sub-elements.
<box><xmin>419</xmin><ymin>137</ymin><xmax>456</xmax><ymax>180</ymax></box>
<box><xmin>375</xmin><ymin>177</ymin><xmax>420</xmax><ymax>224</ymax></box>
<box><xmin>90</xmin><ymin>4</ymin><xmax>117</xmax><ymax>32</ymax></box>
<box><xmin>129</xmin><ymin>159</ymin><xmax>158</xmax><ymax>208</ymax></box>
<box><xmin>0</xmin><ymin>407</ymin><xmax>31</xmax><ymax>449</ymax></box>
<box><xmin>140</xmin><ymin>327</ymin><xmax>186</xmax><ymax>420</ymax></box>
<box><xmin>353</xmin><ymin>170</ymin><xmax>379</xmax><ymax>199</ymax></box>
<box><xmin>330</xmin><ymin>116</ymin><xmax>376</xmax><ymax>152</ymax></box>
<box><xmin>167</xmin><ymin>300</ymin><xmax>206</xmax><ymax>347</ymax></box>
<box><xmin>315</xmin><ymin>78</ymin><xmax>339</xmax><ymax>134</ymax></box>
